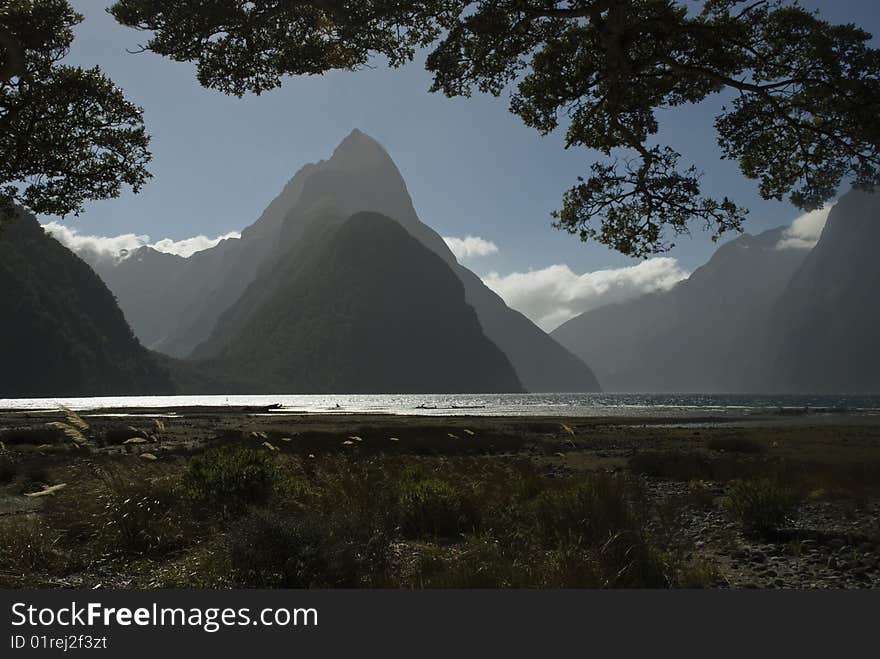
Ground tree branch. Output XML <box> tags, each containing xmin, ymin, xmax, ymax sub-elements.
<box><xmin>0</xmin><ymin>25</ymin><xmax>25</xmax><ymax>82</ymax></box>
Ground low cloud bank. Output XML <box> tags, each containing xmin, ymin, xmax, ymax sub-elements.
<box><xmin>43</xmin><ymin>222</ymin><xmax>241</xmax><ymax>265</ymax></box>
<box><xmin>483</xmin><ymin>257</ymin><xmax>689</xmax><ymax>332</ymax></box>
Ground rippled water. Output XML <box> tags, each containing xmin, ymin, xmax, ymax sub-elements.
<box><xmin>1</xmin><ymin>393</ymin><xmax>879</xmax><ymax>417</ymax></box>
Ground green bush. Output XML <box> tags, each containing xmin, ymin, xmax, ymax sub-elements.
<box><xmin>228</xmin><ymin>509</ymin><xmax>323</xmax><ymax>588</ymax></box>
<box><xmin>724</xmin><ymin>478</ymin><xmax>797</xmax><ymax>534</ymax></box>
<box><xmin>181</xmin><ymin>445</ymin><xmax>278</xmax><ymax>516</ymax></box>
<box><xmin>398</xmin><ymin>478</ymin><xmax>472</xmax><ymax>539</ymax></box>
<box><xmin>228</xmin><ymin>508</ymin><xmax>389</xmax><ymax>588</ymax></box>
<box><xmin>531</xmin><ymin>474</ymin><xmax>669</xmax><ymax>588</ymax></box>
<box><xmin>534</xmin><ymin>475</ymin><xmax>633</xmax><ymax>546</ymax></box>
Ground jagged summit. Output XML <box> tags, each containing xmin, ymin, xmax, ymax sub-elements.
<box><xmin>240</xmin><ymin>129</ymin><xmax>401</xmax><ymax>242</ymax></box>
<box><xmin>95</xmin><ymin>131</ymin><xmax>601</xmax><ymax>392</ymax></box>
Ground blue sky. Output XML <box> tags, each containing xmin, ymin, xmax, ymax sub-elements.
<box><xmin>48</xmin><ymin>1</ymin><xmax>879</xmax><ymax>327</ymax></box>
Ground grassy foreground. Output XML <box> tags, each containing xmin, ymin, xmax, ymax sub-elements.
<box><xmin>1</xmin><ymin>409</ymin><xmax>879</xmax><ymax>589</ymax></box>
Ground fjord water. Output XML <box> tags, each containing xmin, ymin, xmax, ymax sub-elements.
<box><xmin>1</xmin><ymin>393</ymin><xmax>878</xmax><ymax>417</ymax></box>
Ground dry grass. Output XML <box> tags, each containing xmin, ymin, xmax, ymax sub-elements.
<box><xmin>0</xmin><ymin>414</ymin><xmax>878</xmax><ymax>589</ymax></box>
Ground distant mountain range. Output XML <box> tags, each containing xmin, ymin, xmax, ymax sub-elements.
<box><xmin>94</xmin><ymin>130</ymin><xmax>599</xmax><ymax>393</ymax></box>
<box><xmin>0</xmin><ymin>209</ymin><xmax>173</xmax><ymax>396</ymax></box>
<box><xmin>9</xmin><ymin>129</ymin><xmax>875</xmax><ymax>397</ymax></box>
<box><xmin>552</xmin><ymin>188</ymin><xmax>880</xmax><ymax>394</ymax></box>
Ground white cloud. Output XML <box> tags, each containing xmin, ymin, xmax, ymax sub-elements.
<box><xmin>443</xmin><ymin>235</ymin><xmax>499</xmax><ymax>260</ymax></box>
<box><xmin>149</xmin><ymin>233</ymin><xmax>241</xmax><ymax>258</ymax></box>
<box><xmin>776</xmin><ymin>204</ymin><xmax>833</xmax><ymax>250</ymax></box>
<box><xmin>483</xmin><ymin>258</ymin><xmax>689</xmax><ymax>332</ymax></box>
<box><xmin>42</xmin><ymin>222</ymin><xmax>240</xmax><ymax>265</ymax></box>
<box><xmin>42</xmin><ymin>222</ymin><xmax>149</xmax><ymax>266</ymax></box>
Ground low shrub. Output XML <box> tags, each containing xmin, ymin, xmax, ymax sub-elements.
<box><xmin>532</xmin><ymin>474</ymin><xmax>669</xmax><ymax>587</ymax></box>
<box><xmin>724</xmin><ymin>478</ymin><xmax>797</xmax><ymax>534</ymax></box>
<box><xmin>536</xmin><ymin>543</ymin><xmax>602</xmax><ymax>588</ymax></box>
<box><xmin>228</xmin><ymin>509</ymin><xmax>323</xmax><ymax>588</ymax></box>
<box><xmin>228</xmin><ymin>508</ymin><xmax>390</xmax><ymax>588</ymax></box>
<box><xmin>398</xmin><ymin>477</ymin><xmax>473</xmax><ymax>539</ymax></box>
<box><xmin>534</xmin><ymin>474</ymin><xmax>633</xmax><ymax>546</ymax></box>
<box><xmin>181</xmin><ymin>445</ymin><xmax>278</xmax><ymax>516</ymax></box>
<box><xmin>414</xmin><ymin>537</ymin><xmax>522</xmax><ymax>588</ymax></box>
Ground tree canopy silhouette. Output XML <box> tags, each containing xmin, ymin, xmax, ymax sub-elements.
<box><xmin>0</xmin><ymin>0</ymin><xmax>151</xmax><ymax>219</ymax></box>
<box><xmin>110</xmin><ymin>0</ymin><xmax>880</xmax><ymax>256</ymax></box>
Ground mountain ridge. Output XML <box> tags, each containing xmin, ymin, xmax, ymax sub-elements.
<box><xmin>0</xmin><ymin>209</ymin><xmax>174</xmax><ymax>396</ymax></box>
<box><xmin>552</xmin><ymin>225</ymin><xmax>810</xmax><ymax>392</ymax></box>
<box><xmin>97</xmin><ymin>129</ymin><xmax>601</xmax><ymax>393</ymax></box>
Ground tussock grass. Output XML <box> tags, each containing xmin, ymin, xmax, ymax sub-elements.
<box><xmin>398</xmin><ymin>477</ymin><xmax>474</xmax><ymax>540</ymax></box>
<box><xmin>99</xmin><ymin>475</ymin><xmax>186</xmax><ymax>556</ymax></box>
<box><xmin>0</xmin><ymin>517</ymin><xmax>61</xmax><ymax>579</ymax></box>
<box><xmin>724</xmin><ymin>478</ymin><xmax>798</xmax><ymax>535</ymax></box>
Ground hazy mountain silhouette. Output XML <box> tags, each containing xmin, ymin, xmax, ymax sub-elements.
<box><xmin>763</xmin><ymin>189</ymin><xmax>880</xmax><ymax>393</ymax></box>
<box><xmin>98</xmin><ymin>129</ymin><xmax>599</xmax><ymax>392</ymax></box>
<box><xmin>0</xmin><ymin>209</ymin><xmax>173</xmax><ymax>396</ymax></box>
<box><xmin>189</xmin><ymin>212</ymin><xmax>523</xmax><ymax>393</ymax></box>
<box><xmin>552</xmin><ymin>226</ymin><xmax>809</xmax><ymax>392</ymax></box>
<box><xmin>90</xmin><ymin>247</ymin><xmax>190</xmax><ymax>351</ymax></box>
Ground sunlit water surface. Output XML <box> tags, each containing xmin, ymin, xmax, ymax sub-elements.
<box><xmin>1</xmin><ymin>393</ymin><xmax>879</xmax><ymax>417</ymax></box>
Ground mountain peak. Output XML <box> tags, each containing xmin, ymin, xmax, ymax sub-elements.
<box><xmin>329</xmin><ymin>129</ymin><xmax>397</xmax><ymax>173</ymax></box>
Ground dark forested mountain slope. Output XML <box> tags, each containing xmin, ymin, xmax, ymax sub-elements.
<box><xmin>0</xmin><ymin>210</ymin><xmax>173</xmax><ymax>396</ymax></box>
<box><xmin>192</xmin><ymin>212</ymin><xmax>524</xmax><ymax>394</ymax></box>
